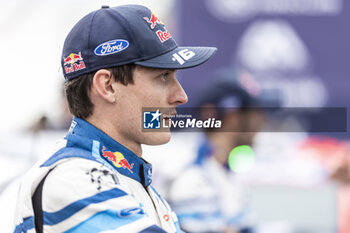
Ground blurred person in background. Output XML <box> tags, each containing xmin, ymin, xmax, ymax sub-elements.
<box><xmin>12</xmin><ymin>4</ymin><xmax>216</xmax><ymax>233</ymax></box>
<box><xmin>167</xmin><ymin>68</ymin><xmax>278</xmax><ymax>233</ymax></box>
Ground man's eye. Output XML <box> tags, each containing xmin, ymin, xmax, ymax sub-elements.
<box><xmin>160</xmin><ymin>72</ymin><xmax>170</xmax><ymax>80</ymax></box>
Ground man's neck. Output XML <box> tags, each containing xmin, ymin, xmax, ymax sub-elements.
<box><xmin>85</xmin><ymin>116</ymin><xmax>143</xmax><ymax>157</ymax></box>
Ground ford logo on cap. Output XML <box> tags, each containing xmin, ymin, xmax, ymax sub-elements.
<box><xmin>94</xmin><ymin>39</ymin><xmax>129</xmax><ymax>56</ymax></box>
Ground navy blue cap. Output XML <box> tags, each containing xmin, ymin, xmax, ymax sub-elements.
<box><xmin>61</xmin><ymin>5</ymin><xmax>217</xmax><ymax>80</ymax></box>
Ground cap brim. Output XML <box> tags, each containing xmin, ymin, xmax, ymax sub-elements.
<box><xmin>135</xmin><ymin>46</ymin><xmax>217</xmax><ymax>69</ymax></box>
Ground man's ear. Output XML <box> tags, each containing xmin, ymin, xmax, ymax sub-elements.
<box><xmin>91</xmin><ymin>69</ymin><xmax>116</xmax><ymax>103</ymax></box>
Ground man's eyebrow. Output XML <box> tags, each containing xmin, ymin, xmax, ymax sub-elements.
<box><xmin>160</xmin><ymin>69</ymin><xmax>176</xmax><ymax>73</ymax></box>
<box><xmin>138</xmin><ymin>66</ymin><xmax>176</xmax><ymax>72</ymax></box>
<box><xmin>148</xmin><ymin>68</ymin><xmax>176</xmax><ymax>75</ymax></box>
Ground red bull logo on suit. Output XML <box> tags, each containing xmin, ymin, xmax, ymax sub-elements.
<box><xmin>102</xmin><ymin>146</ymin><xmax>134</xmax><ymax>173</ymax></box>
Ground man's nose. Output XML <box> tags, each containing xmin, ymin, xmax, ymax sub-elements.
<box><xmin>169</xmin><ymin>78</ymin><xmax>188</xmax><ymax>106</ymax></box>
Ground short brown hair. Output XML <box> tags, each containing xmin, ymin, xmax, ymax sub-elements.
<box><xmin>65</xmin><ymin>64</ymin><xmax>136</xmax><ymax>119</ymax></box>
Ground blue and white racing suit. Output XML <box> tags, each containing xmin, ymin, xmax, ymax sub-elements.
<box><xmin>13</xmin><ymin>117</ymin><xmax>182</xmax><ymax>233</ymax></box>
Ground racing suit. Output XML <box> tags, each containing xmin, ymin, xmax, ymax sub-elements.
<box><xmin>13</xmin><ymin>117</ymin><xmax>182</xmax><ymax>233</ymax></box>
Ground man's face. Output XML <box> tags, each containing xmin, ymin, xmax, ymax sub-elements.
<box><xmin>112</xmin><ymin>66</ymin><xmax>188</xmax><ymax>147</ymax></box>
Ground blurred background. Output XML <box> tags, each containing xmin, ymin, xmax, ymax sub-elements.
<box><xmin>1</xmin><ymin>0</ymin><xmax>349</xmax><ymax>232</ymax></box>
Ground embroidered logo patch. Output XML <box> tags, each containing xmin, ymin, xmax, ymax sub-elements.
<box><xmin>143</xmin><ymin>12</ymin><xmax>163</xmax><ymax>29</ymax></box>
<box><xmin>63</xmin><ymin>52</ymin><xmax>86</xmax><ymax>74</ymax></box>
<box><xmin>101</xmin><ymin>147</ymin><xmax>134</xmax><ymax>173</ymax></box>
<box><xmin>94</xmin><ymin>39</ymin><xmax>129</xmax><ymax>56</ymax></box>
<box><xmin>143</xmin><ymin>12</ymin><xmax>172</xmax><ymax>43</ymax></box>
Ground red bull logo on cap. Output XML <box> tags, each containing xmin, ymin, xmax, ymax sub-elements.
<box><xmin>143</xmin><ymin>12</ymin><xmax>163</xmax><ymax>29</ymax></box>
<box><xmin>102</xmin><ymin>147</ymin><xmax>134</xmax><ymax>173</ymax></box>
<box><xmin>63</xmin><ymin>52</ymin><xmax>86</xmax><ymax>74</ymax></box>
<box><xmin>143</xmin><ymin>12</ymin><xmax>172</xmax><ymax>43</ymax></box>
